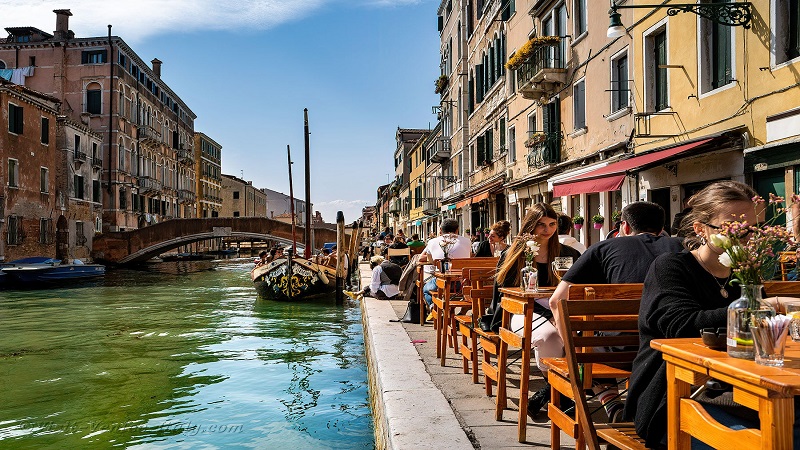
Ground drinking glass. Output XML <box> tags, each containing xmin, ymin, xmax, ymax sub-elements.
<box><xmin>751</xmin><ymin>310</ymin><xmax>789</xmax><ymax>367</ymax></box>
<box><xmin>784</xmin><ymin>301</ymin><xmax>800</xmax><ymax>342</ymax></box>
<box><xmin>552</xmin><ymin>257</ymin><xmax>573</xmax><ymax>283</ymax></box>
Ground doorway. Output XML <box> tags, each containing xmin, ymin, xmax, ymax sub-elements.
<box><xmin>650</xmin><ymin>188</ymin><xmax>671</xmax><ymax>234</ymax></box>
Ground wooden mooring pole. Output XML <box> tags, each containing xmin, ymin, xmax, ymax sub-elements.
<box><xmin>336</xmin><ymin>211</ymin><xmax>345</xmax><ymax>305</ymax></box>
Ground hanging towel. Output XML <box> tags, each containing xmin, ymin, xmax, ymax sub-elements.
<box><xmin>0</xmin><ymin>69</ymin><xmax>12</xmax><ymax>81</ymax></box>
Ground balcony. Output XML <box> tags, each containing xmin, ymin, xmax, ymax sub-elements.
<box><xmin>137</xmin><ymin>176</ymin><xmax>163</xmax><ymax>194</ymax></box>
<box><xmin>430</xmin><ymin>139</ymin><xmax>451</xmax><ymax>164</ymax></box>
<box><xmin>422</xmin><ymin>198</ymin><xmax>439</xmax><ymax>216</ymax></box>
<box><xmin>515</xmin><ymin>44</ymin><xmax>567</xmax><ymax>100</ymax></box>
<box><xmin>177</xmin><ymin>148</ymin><xmax>194</xmax><ymax>166</ymax></box>
<box><xmin>74</xmin><ymin>151</ymin><xmax>87</xmax><ymax>164</ymax></box>
<box><xmin>526</xmin><ymin>131</ymin><xmax>561</xmax><ymax>169</ymax></box>
<box><xmin>178</xmin><ymin>189</ymin><xmax>196</xmax><ymax>204</ymax></box>
<box><xmin>91</xmin><ymin>157</ymin><xmax>102</xmax><ymax>169</ymax></box>
<box><xmin>138</xmin><ymin>125</ymin><xmax>162</xmax><ymax>146</ymax></box>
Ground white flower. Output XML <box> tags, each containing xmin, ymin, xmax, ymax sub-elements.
<box><xmin>526</xmin><ymin>240</ymin><xmax>539</xmax><ymax>255</ymax></box>
<box><xmin>709</xmin><ymin>233</ymin><xmax>731</xmax><ymax>249</ymax></box>
<box><xmin>718</xmin><ymin>252</ymin><xmax>733</xmax><ymax>268</ymax></box>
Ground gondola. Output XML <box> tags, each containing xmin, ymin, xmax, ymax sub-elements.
<box><xmin>250</xmin><ymin>255</ymin><xmax>336</xmax><ymax>300</ymax></box>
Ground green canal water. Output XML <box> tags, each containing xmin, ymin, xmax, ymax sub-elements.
<box><xmin>0</xmin><ymin>259</ymin><xmax>374</xmax><ymax>449</ymax></box>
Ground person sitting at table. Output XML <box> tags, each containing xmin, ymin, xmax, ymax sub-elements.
<box><xmin>474</xmin><ymin>220</ymin><xmax>511</xmax><ymax>257</ymax></box>
<box><xmin>623</xmin><ymin>180</ymin><xmax>800</xmax><ymax>449</ymax></box>
<box><xmin>419</xmin><ymin>219</ymin><xmax>472</xmax><ymax>318</ymax></box>
<box><xmin>406</xmin><ymin>234</ymin><xmax>426</xmax><ymax>255</ymax></box>
<box><xmin>539</xmin><ymin>201</ymin><xmax>685</xmax><ymax>419</ymax></box>
<box><xmin>483</xmin><ymin>203</ymin><xmax>581</xmax><ymax>408</ymax></box>
<box><xmin>557</xmin><ymin>214</ymin><xmax>586</xmax><ymax>254</ymax></box>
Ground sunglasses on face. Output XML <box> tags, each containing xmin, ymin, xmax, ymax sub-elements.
<box><xmin>702</xmin><ymin>222</ymin><xmax>756</xmax><ymax>240</ymax></box>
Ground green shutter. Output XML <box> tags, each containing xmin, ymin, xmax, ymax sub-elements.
<box><xmin>486</xmin><ymin>129</ymin><xmax>493</xmax><ymax>162</ymax></box>
<box><xmin>477</xmin><ymin>136</ymin><xmax>485</xmax><ymax>165</ymax></box>
<box><xmin>499</xmin><ymin>118</ymin><xmax>506</xmax><ymax>150</ymax></box>
<box><xmin>654</xmin><ymin>31</ymin><xmax>668</xmax><ymax>111</ymax></box>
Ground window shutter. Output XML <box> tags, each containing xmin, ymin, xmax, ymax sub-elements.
<box><xmin>476</xmin><ymin>64</ymin><xmax>484</xmax><ymax>103</ymax></box>
<box><xmin>438</xmin><ymin>15</ymin><xmax>444</xmax><ymax>32</ymax></box>
<box><xmin>499</xmin><ymin>118</ymin><xmax>506</xmax><ymax>150</ymax></box>
<box><xmin>41</xmin><ymin>117</ymin><xmax>49</xmax><ymax>144</ymax></box>
<box><xmin>477</xmin><ymin>136</ymin><xmax>485</xmax><ymax>165</ymax></box>
<box><xmin>485</xmin><ymin>129</ymin><xmax>493</xmax><ymax>162</ymax></box>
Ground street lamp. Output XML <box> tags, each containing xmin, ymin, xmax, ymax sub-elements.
<box><xmin>607</xmin><ymin>1</ymin><xmax>752</xmax><ymax>39</ymax></box>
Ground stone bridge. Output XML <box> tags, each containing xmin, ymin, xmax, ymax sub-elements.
<box><xmin>91</xmin><ymin>217</ymin><xmax>340</xmax><ymax>265</ymax></box>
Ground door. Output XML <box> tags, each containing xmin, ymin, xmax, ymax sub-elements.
<box><xmin>650</xmin><ymin>188</ymin><xmax>671</xmax><ymax>234</ymax></box>
<box><xmin>754</xmin><ymin>169</ymin><xmax>786</xmax><ymax>225</ymax></box>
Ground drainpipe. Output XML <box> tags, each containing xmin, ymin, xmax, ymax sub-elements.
<box><xmin>106</xmin><ymin>25</ymin><xmax>113</xmax><ymax>195</ymax></box>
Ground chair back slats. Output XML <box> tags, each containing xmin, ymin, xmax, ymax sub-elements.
<box><xmin>567</xmin><ymin>284</ymin><xmax>644</xmax><ymax>300</ymax></box>
<box><xmin>450</xmin><ymin>257</ymin><xmax>499</xmax><ymax>271</ymax></box>
<box><xmin>386</xmin><ymin>247</ymin><xmax>411</xmax><ymax>257</ymax></box>
<box><xmin>572</xmin><ymin>335</ymin><xmax>640</xmax><ymax>348</ymax></box>
<box><xmin>557</xmin><ymin>297</ymin><xmax>642</xmax><ymax>450</ymax></box>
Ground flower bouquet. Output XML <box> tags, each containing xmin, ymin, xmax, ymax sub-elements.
<box><xmin>516</xmin><ymin>233</ymin><xmax>540</xmax><ymax>292</ymax></box>
<box><xmin>438</xmin><ymin>233</ymin><xmax>459</xmax><ymax>272</ymax></box>
<box><xmin>709</xmin><ymin>193</ymin><xmax>797</xmax><ymax>359</ymax></box>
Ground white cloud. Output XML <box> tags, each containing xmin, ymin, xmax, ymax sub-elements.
<box><xmin>0</xmin><ymin>0</ymin><xmax>426</xmax><ymax>41</ymax></box>
<box><xmin>314</xmin><ymin>199</ymin><xmax>373</xmax><ymax>225</ymax></box>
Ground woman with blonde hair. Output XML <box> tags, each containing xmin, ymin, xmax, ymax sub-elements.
<box><xmin>483</xmin><ymin>202</ymin><xmax>582</xmax><ymax>416</ymax></box>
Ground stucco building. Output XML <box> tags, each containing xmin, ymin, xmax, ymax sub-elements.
<box><xmin>194</xmin><ymin>132</ymin><xmax>222</xmax><ymax>218</ymax></box>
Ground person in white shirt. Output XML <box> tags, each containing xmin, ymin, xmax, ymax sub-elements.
<box><xmin>345</xmin><ymin>256</ymin><xmax>401</xmax><ymax>300</ymax></box>
<box><xmin>557</xmin><ymin>214</ymin><xmax>586</xmax><ymax>254</ymax></box>
<box><xmin>419</xmin><ymin>219</ymin><xmax>472</xmax><ymax>310</ymax></box>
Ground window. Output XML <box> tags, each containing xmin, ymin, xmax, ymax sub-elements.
<box><xmin>95</xmin><ymin>216</ymin><xmax>102</xmax><ymax>233</ymax></box>
<box><xmin>648</xmin><ymin>29</ymin><xmax>669</xmax><ymax>111</ymax></box>
<box><xmin>118</xmin><ymin>142</ymin><xmax>125</xmax><ymax>171</ymax></box>
<box><xmin>87</xmin><ymin>88</ymin><xmax>101</xmax><ymax>114</ymax></box>
<box><xmin>74</xmin><ymin>134</ymin><xmax>81</xmax><ymax>155</ymax></box>
<box><xmin>7</xmin><ymin>215</ymin><xmax>23</xmax><ymax>245</ymax></box>
<box><xmin>76</xmin><ymin>222</ymin><xmax>87</xmax><ymax>247</ymax></box>
<box><xmin>119</xmin><ymin>188</ymin><xmax>127</xmax><ymax>210</ymax></box>
<box><xmin>611</xmin><ymin>53</ymin><xmax>629</xmax><ymax>112</ymax></box>
<box><xmin>574</xmin><ymin>0</ymin><xmax>587</xmax><ymax>37</ymax></box>
<box><xmin>41</xmin><ymin>117</ymin><xmax>49</xmax><ymax>144</ymax></box>
<box><xmin>499</xmin><ymin>118</ymin><xmax>506</xmax><ymax>153</ymax></box>
<box><xmin>39</xmin><ymin>218</ymin><xmax>53</xmax><ymax>244</ymax></box>
<box><xmin>233</xmin><ymin>211</ymin><xmax>240</xmax><ymax>217</ymax></box>
<box><xmin>92</xmin><ymin>142</ymin><xmax>99</xmax><ymax>161</ymax></box>
<box><xmin>93</xmin><ymin>179</ymin><xmax>101</xmax><ymax>203</ymax></box>
<box><xmin>774</xmin><ymin>0</ymin><xmax>800</xmax><ymax>64</ymax></box>
<box><xmin>81</xmin><ymin>50</ymin><xmax>107</xmax><ymax>64</ymax></box>
<box><xmin>8</xmin><ymin>103</ymin><xmax>23</xmax><ymax>134</ymax></box>
<box><xmin>700</xmin><ymin>1</ymin><xmax>733</xmax><ymax>93</ymax></box>
<box><xmin>8</xmin><ymin>158</ymin><xmax>18</xmax><ymax>187</ymax></box>
<box><xmin>573</xmin><ymin>79</ymin><xmax>586</xmax><ymax>130</ymax></box>
<box><xmin>40</xmin><ymin>167</ymin><xmax>49</xmax><ymax>193</ymax></box>
<box><xmin>233</xmin><ymin>191</ymin><xmax>240</xmax><ymax>199</ymax></box>
<box><xmin>73</xmin><ymin>174</ymin><xmax>85</xmax><ymax>199</ymax></box>
<box><xmin>508</xmin><ymin>125</ymin><xmax>516</xmax><ymax>163</ymax></box>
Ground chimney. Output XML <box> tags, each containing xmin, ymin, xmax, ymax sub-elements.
<box><xmin>151</xmin><ymin>58</ymin><xmax>162</xmax><ymax>78</ymax></box>
<box><xmin>53</xmin><ymin>9</ymin><xmax>72</xmax><ymax>39</ymax></box>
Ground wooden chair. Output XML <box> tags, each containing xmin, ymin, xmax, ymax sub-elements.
<box><xmin>454</xmin><ymin>267</ymin><xmax>496</xmax><ymax>383</ymax></box>
<box><xmin>542</xmin><ymin>283</ymin><xmax>643</xmax><ymax>449</ymax></box>
<box><xmin>386</xmin><ymin>247</ymin><xmax>411</xmax><ymax>258</ymax></box>
<box><xmin>430</xmin><ymin>277</ymin><xmax>471</xmax><ymax>364</ymax></box>
<box><xmin>552</xmin><ymin>296</ymin><xmax>646</xmax><ymax>450</ymax></box>
<box><xmin>450</xmin><ymin>256</ymin><xmax>499</xmax><ymax>270</ymax></box>
<box><xmin>779</xmin><ymin>251</ymin><xmax>797</xmax><ymax>281</ymax></box>
<box><xmin>764</xmin><ymin>280</ymin><xmax>800</xmax><ymax>297</ymax></box>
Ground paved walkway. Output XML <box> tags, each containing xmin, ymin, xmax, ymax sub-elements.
<box><xmin>359</xmin><ymin>261</ymin><xmax>577</xmax><ymax>449</ymax></box>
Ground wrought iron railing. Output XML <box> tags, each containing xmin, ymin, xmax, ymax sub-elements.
<box><xmin>138</xmin><ymin>125</ymin><xmax>162</xmax><ymax>144</ymax></box>
<box><xmin>74</xmin><ymin>151</ymin><xmax>87</xmax><ymax>162</ymax></box>
<box><xmin>526</xmin><ymin>131</ymin><xmax>562</xmax><ymax>168</ymax></box>
<box><xmin>178</xmin><ymin>189</ymin><xmax>196</xmax><ymax>203</ymax></box>
<box><xmin>515</xmin><ymin>43</ymin><xmax>564</xmax><ymax>91</ymax></box>
<box><xmin>177</xmin><ymin>149</ymin><xmax>194</xmax><ymax>165</ymax></box>
<box><xmin>137</xmin><ymin>176</ymin><xmax>163</xmax><ymax>193</ymax></box>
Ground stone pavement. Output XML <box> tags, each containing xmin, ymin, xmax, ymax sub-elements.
<box><xmin>359</xmin><ymin>261</ymin><xmax>577</xmax><ymax>449</ymax></box>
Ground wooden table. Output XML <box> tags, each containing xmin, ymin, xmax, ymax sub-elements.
<box><xmin>433</xmin><ymin>270</ymin><xmax>464</xmax><ymax>366</ymax></box>
<box><xmin>496</xmin><ymin>286</ymin><xmax>556</xmax><ymax>442</ymax></box>
<box><xmin>652</xmin><ymin>337</ymin><xmax>800</xmax><ymax>450</ymax></box>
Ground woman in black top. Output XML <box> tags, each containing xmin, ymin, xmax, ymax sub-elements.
<box><xmin>624</xmin><ymin>180</ymin><xmax>798</xmax><ymax>448</ymax></box>
<box><xmin>474</xmin><ymin>220</ymin><xmax>511</xmax><ymax>257</ymax></box>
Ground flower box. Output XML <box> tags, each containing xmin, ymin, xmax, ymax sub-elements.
<box><xmin>593</xmin><ymin>223</ymin><xmax>603</xmax><ymax>230</ymax></box>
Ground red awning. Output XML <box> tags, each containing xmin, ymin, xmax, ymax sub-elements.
<box><xmin>552</xmin><ymin>138</ymin><xmax>714</xmax><ymax>197</ymax></box>
<box><xmin>472</xmin><ymin>192</ymin><xmax>490</xmax><ymax>203</ymax></box>
<box><xmin>455</xmin><ymin>198</ymin><xmax>471</xmax><ymax>209</ymax></box>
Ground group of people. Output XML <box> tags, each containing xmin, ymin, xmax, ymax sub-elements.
<box><xmin>368</xmin><ymin>179</ymin><xmax>799</xmax><ymax>448</ymax></box>
<box><xmin>254</xmin><ymin>247</ymin><xmax>285</xmax><ymax>267</ymax></box>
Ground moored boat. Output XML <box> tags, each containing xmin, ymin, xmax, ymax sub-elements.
<box><xmin>1</xmin><ymin>258</ymin><xmax>105</xmax><ymax>286</ymax></box>
<box><xmin>251</xmin><ymin>256</ymin><xmax>335</xmax><ymax>301</ymax></box>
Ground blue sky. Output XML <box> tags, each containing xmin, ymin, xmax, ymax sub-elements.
<box><xmin>2</xmin><ymin>0</ymin><xmax>441</xmax><ymax>223</ymax></box>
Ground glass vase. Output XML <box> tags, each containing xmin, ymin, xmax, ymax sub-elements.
<box><xmin>520</xmin><ymin>262</ymin><xmax>538</xmax><ymax>292</ymax></box>
<box><xmin>726</xmin><ymin>284</ymin><xmax>775</xmax><ymax>359</ymax></box>
<box><xmin>440</xmin><ymin>257</ymin><xmax>451</xmax><ymax>273</ymax></box>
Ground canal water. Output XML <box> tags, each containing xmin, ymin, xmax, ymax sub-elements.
<box><xmin>0</xmin><ymin>259</ymin><xmax>374</xmax><ymax>449</ymax></box>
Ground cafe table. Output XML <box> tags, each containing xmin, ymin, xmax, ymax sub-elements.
<box><xmin>496</xmin><ymin>286</ymin><xmax>556</xmax><ymax>443</ymax></box>
<box><xmin>433</xmin><ymin>269</ymin><xmax>467</xmax><ymax>366</ymax></box>
<box><xmin>652</xmin><ymin>337</ymin><xmax>800</xmax><ymax>450</ymax></box>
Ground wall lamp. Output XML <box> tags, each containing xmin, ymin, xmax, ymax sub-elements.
<box><xmin>607</xmin><ymin>1</ymin><xmax>752</xmax><ymax>38</ymax></box>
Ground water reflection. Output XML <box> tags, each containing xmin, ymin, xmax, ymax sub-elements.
<box><xmin>0</xmin><ymin>260</ymin><xmax>373</xmax><ymax>449</ymax></box>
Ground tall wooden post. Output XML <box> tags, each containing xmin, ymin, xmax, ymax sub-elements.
<box><xmin>336</xmin><ymin>211</ymin><xmax>345</xmax><ymax>305</ymax></box>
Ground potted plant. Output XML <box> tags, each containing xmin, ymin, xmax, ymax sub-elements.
<box><xmin>572</xmin><ymin>215</ymin><xmax>584</xmax><ymax>230</ymax></box>
<box><xmin>611</xmin><ymin>210</ymin><xmax>622</xmax><ymax>223</ymax></box>
<box><xmin>592</xmin><ymin>214</ymin><xmax>605</xmax><ymax>229</ymax></box>
<box><xmin>434</xmin><ymin>74</ymin><xmax>449</xmax><ymax>94</ymax></box>
<box><xmin>524</xmin><ymin>132</ymin><xmax>546</xmax><ymax>148</ymax></box>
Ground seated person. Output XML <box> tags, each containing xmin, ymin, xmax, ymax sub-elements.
<box><xmin>474</xmin><ymin>220</ymin><xmax>510</xmax><ymax>257</ymax></box>
<box><xmin>406</xmin><ymin>234</ymin><xmax>426</xmax><ymax>255</ymax></box>
<box><xmin>624</xmin><ymin>180</ymin><xmax>800</xmax><ymax>448</ymax></box>
<box><xmin>317</xmin><ymin>248</ymin><xmax>331</xmax><ymax>265</ymax></box>
<box><xmin>346</xmin><ymin>256</ymin><xmax>402</xmax><ymax>300</ymax></box>
<box><xmin>419</xmin><ymin>219</ymin><xmax>472</xmax><ymax>315</ymax></box>
<box><xmin>386</xmin><ymin>235</ymin><xmax>410</xmax><ymax>266</ymax></box>
<box><xmin>254</xmin><ymin>250</ymin><xmax>268</xmax><ymax>266</ymax></box>
<box><xmin>326</xmin><ymin>245</ymin><xmax>338</xmax><ymax>268</ymax></box>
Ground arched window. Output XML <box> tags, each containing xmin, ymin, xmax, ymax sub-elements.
<box><xmin>86</xmin><ymin>81</ymin><xmax>102</xmax><ymax>114</ymax></box>
<box><xmin>118</xmin><ymin>139</ymin><xmax>125</xmax><ymax>171</ymax></box>
<box><xmin>118</xmin><ymin>85</ymin><xmax>124</xmax><ymax>116</ymax></box>
<box><xmin>0</xmin><ymin>60</ymin><xmax>6</xmax><ymax>69</ymax></box>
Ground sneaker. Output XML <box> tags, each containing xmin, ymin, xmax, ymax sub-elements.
<box><xmin>343</xmin><ymin>290</ymin><xmax>359</xmax><ymax>301</ymax></box>
<box><xmin>527</xmin><ymin>384</ymin><xmax>551</xmax><ymax>417</ymax></box>
<box><xmin>426</xmin><ymin>312</ymin><xmax>435</xmax><ymax>322</ymax></box>
<box><xmin>606</xmin><ymin>402</ymin><xmax>625</xmax><ymax>423</ymax></box>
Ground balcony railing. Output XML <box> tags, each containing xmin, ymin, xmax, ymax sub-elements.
<box><xmin>137</xmin><ymin>176</ymin><xmax>163</xmax><ymax>193</ymax></box>
<box><xmin>430</xmin><ymin>139</ymin><xmax>451</xmax><ymax>164</ymax></box>
<box><xmin>74</xmin><ymin>151</ymin><xmax>88</xmax><ymax>163</ymax></box>
<box><xmin>516</xmin><ymin>43</ymin><xmax>567</xmax><ymax>100</ymax></box>
<box><xmin>526</xmin><ymin>131</ymin><xmax>562</xmax><ymax>168</ymax></box>
<box><xmin>422</xmin><ymin>198</ymin><xmax>439</xmax><ymax>215</ymax></box>
<box><xmin>138</xmin><ymin>125</ymin><xmax>162</xmax><ymax>146</ymax></box>
<box><xmin>91</xmin><ymin>157</ymin><xmax>102</xmax><ymax>168</ymax></box>
<box><xmin>178</xmin><ymin>189</ymin><xmax>196</xmax><ymax>203</ymax></box>
<box><xmin>177</xmin><ymin>148</ymin><xmax>194</xmax><ymax>166</ymax></box>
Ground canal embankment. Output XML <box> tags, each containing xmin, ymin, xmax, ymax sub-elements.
<box><xmin>359</xmin><ymin>261</ymin><xmax>573</xmax><ymax>449</ymax></box>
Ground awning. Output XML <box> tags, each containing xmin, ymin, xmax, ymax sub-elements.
<box><xmin>552</xmin><ymin>138</ymin><xmax>714</xmax><ymax>197</ymax></box>
<box><xmin>456</xmin><ymin>198</ymin><xmax>471</xmax><ymax>209</ymax></box>
<box><xmin>472</xmin><ymin>192</ymin><xmax>490</xmax><ymax>203</ymax></box>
